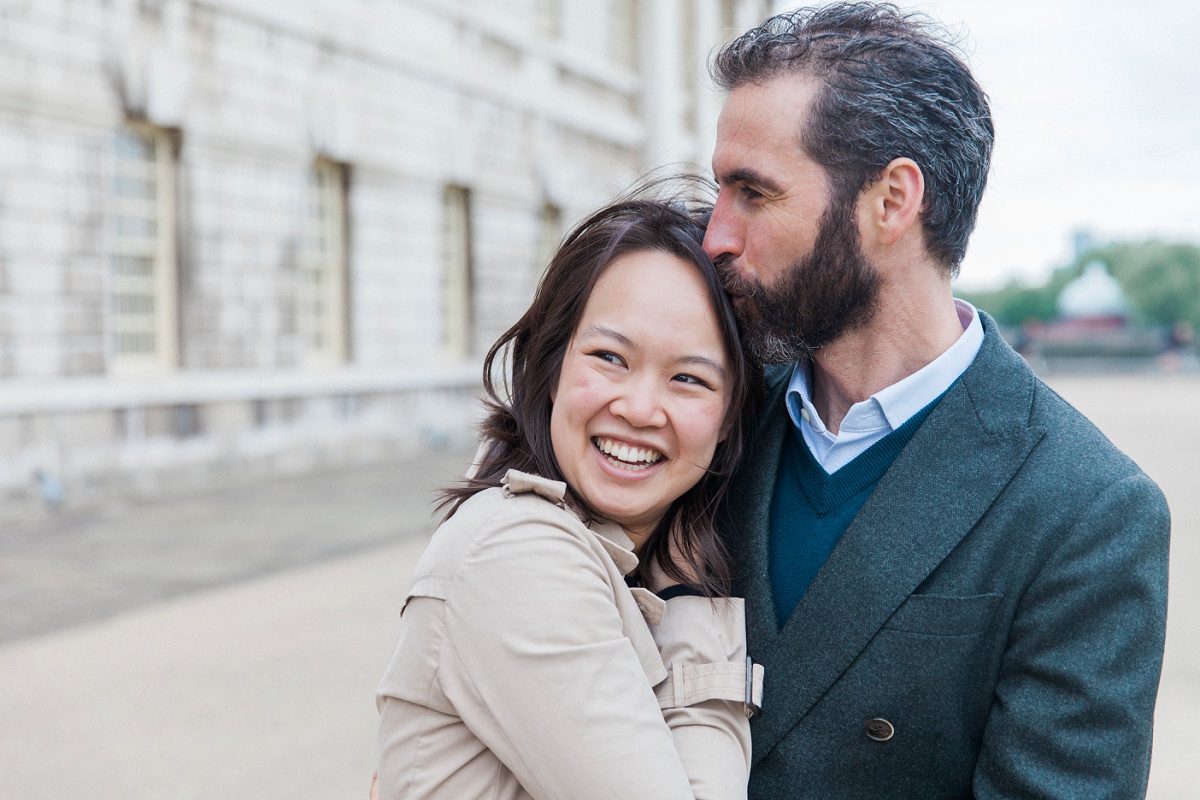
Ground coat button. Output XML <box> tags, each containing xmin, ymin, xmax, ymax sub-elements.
<box><xmin>864</xmin><ymin>718</ymin><xmax>895</xmax><ymax>742</ymax></box>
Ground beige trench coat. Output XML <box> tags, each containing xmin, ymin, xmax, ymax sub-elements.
<box><xmin>376</xmin><ymin>470</ymin><xmax>763</xmax><ymax>799</ymax></box>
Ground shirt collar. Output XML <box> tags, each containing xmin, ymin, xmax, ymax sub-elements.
<box><xmin>786</xmin><ymin>299</ymin><xmax>983</xmax><ymax>435</ymax></box>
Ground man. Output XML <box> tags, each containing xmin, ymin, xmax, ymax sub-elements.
<box><xmin>706</xmin><ymin>4</ymin><xmax>1169</xmax><ymax>798</ymax></box>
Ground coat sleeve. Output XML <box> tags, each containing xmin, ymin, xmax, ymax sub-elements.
<box><xmin>651</xmin><ymin>596</ymin><xmax>759</xmax><ymax>800</ymax></box>
<box><xmin>973</xmin><ymin>471</ymin><xmax>1170</xmax><ymax>798</ymax></box>
<box><xmin>436</xmin><ymin>505</ymin><xmax>751</xmax><ymax>800</ymax></box>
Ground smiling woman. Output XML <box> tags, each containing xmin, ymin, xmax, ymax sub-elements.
<box><xmin>550</xmin><ymin>249</ymin><xmax>732</xmax><ymax>549</ymax></box>
<box><xmin>374</xmin><ymin>193</ymin><xmax>764</xmax><ymax>799</ymax></box>
<box><xmin>440</xmin><ymin>194</ymin><xmax>758</xmax><ymax>595</ymax></box>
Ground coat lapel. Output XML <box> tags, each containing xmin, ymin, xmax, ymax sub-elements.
<box><xmin>737</xmin><ymin>319</ymin><xmax>1046</xmax><ymax>766</ymax></box>
<box><xmin>724</xmin><ymin>366</ymin><xmax>793</xmax><ymax>656</ymax></box>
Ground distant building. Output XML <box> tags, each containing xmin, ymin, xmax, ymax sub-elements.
<box><xmin>0</xmin><ymin>0</ymin><xmax>771</xmax><ymax>497</ymax></box>
<box><xmin>1034</xmin><ymin>260</ymin><xmax>1165</xmax><ymax>364</ymax></box>
<box><xmin>1056</xmin><ymin>260</ymin><xmax>1128</xmax><ymax>328</ymax></box>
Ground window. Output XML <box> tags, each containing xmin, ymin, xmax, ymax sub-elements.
<box><xmin>107</xmin><ymin>124</ymin><xmax>178</xmax><ymax>372</ymax></box>
<box><xmin>611</xmin><ymin>0</ymin><xmax>638</xmax><ymax>70</ymax></box>
<box><xmin>300</xmin><ymin>157</ymin><xmax>350</xmax><ymax>365</ymax></box>
<box><xmin>721</xmin><ymin>0</ymin><xmax>772</xmax><ymax>37</ymax></box>
<box><xmin>681</xmin><ymin>0</ymin><xmax>698</xmax><ymax>133</ymax></box>
<box><xmin>537</xmin><ymin>202</ymin><xmax>563</xmax><ymax>275</ymax></box>
<box><xmin>536</xmin><ymin>0</ymin><xmax>560</xmax><ymax>38</ymax></box>
<box><xmin>721</xmin><ymin>0</ymin><xmax>738</xmax><ymax>34</ymax></box>
<box><xmin>441</xmin><ymin>185</ymin><xmax>473</xmax><ymax>361</ymax></box>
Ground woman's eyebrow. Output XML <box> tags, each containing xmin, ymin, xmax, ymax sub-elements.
<box><xmin>579</xmin><ymin>325</ymin><xmax>636</xmax><ymax>349</ymax></box>
<box><xmin>581</xmin><ymin>325</ymin><xmax>727</xmax><ymax>379</ymax></box>
<box><xmin>678</xmin><ymin>355</ymin><xmax>727</xmax><ymax>380</ymax></box>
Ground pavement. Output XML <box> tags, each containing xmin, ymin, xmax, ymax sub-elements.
<box><xmin>0</xmin><ymin>448</ymin><xmax>475</xmax><ymax>800</ymax></box>
<box><xmin>0</xmin><ymin>450</ymin><xmax>475</xmax><ymax>644</ymax></box>
<box><xmin>1</xmin><ymin>374</ymin><xmax>1197</xmax><ymax>799</ymax></box>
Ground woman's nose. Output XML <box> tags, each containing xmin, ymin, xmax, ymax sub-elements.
<box><xmin>611</xmin><ymin>380</ymin><xmax>667</xmax><ymax>428</ymax></box>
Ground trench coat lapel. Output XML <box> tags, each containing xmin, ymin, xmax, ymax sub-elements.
<box><xmin>731</xmin><ymin>319</ymin><xmax>1046</xmax><ymax>766</ymax></box>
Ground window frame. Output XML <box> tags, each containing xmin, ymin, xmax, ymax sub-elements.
<box><xmin>300</xmin><ymin>156</ymin><xmax>351</xmax><ymax>367</ymax></box>
<box><xmin>105</xmin><ymin>122</ymin><xmax>179</xmax><ymax>374</ymax></box>
<box><xmin>441</xmin><ymin>184</ymin><xmax>474</xmax><ymax>362</ymax></box>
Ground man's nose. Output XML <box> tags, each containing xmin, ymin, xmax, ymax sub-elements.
<box><xmin>611</xmin><ymin>377</ymin><xmax>668</xmax><ymax>429</ymax></box>
<box><xmin>703</xmin><ymin>190</ymin><xmax>743</xmax><ymax>262</ymax></box>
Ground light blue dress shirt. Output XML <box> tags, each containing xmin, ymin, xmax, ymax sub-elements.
<box><xmin>785</xmin><ymin>300</ymin><xmax>984</xmax><ymax>474</ymax></box>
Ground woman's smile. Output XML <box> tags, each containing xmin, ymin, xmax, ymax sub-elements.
<box><xmin>592</xmin><ymin>436</ymin><xmax>665</xmax><ymax>471</ymax></box>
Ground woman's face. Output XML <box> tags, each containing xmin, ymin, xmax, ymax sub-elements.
<box><xmin>550</xmin><ymin>249</ymin><xmax>732</xmax><ymax>547</ymax></box>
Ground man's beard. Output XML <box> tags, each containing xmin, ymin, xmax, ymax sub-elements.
<box><xmin>718</xmin><ymin>194</ymin><xmax>882</xmax><ymax>365</ymax></box>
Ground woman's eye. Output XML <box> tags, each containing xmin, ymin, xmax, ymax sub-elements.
<box><xmin>589</xmin><ymin>350</ymin><xmax>625</xmax><ymax>367</ymax></box>
<box><xmin>673</xmin><ymin>373</ymin><xmax>712</xmax><ymax>389</ymax></box>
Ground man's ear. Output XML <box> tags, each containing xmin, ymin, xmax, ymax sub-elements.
<box><xmin>863</xmin><ymin>157</ymin><xmax>924</xmax><ymax>247</ymax></box>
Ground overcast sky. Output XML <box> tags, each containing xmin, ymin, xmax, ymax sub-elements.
<box><xmin>776</xmin><ymin>1</ymin><xmax>1200</xmax><ymax>290</ymax></box>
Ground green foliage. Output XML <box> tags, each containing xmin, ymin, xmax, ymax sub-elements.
<box><xmin>959</xmin><ymin>271</ymin><xmax>1072</xmax><ymax>326</ymax></box>
<box><xmin>961</xmin><ymin>240</ymin><xmax>1200</xmax><ymax>327</ymax></box>
<box><xmin>1083</xmin><ymin>242</ymin><xmax>1200</xmax><ymax>327</ymax></box>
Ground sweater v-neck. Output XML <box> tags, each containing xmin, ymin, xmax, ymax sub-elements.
<box><xmin>788</xmin><ymin>401</ymin><xmax>936</xmax><ymax>516</ymax></box>
<box><xmin>767</xmin><ymin>392</ymin><xmax>946</xmax><ymax>629</ymax></box>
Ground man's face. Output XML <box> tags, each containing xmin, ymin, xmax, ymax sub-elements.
<box><xmin>705</xmin><ymin>74</ymin><xmax>880</xmax><ymax>363</ymax></box>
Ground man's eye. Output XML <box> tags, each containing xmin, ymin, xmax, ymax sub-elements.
<box><xmin>741</xmin><ymin>186</ymin><xmax>764</xmax><ymax>201</ymax></box>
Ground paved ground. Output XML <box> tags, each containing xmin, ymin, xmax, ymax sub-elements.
<box><xmin>0</xmin><ymin>374</ymin><xmax>1196</xmax><ymax>798</ymax></box>
<box><xmin>0</xmin><ymin>449</ymin><xmax>474</xmax><ymax>643</ymax></box>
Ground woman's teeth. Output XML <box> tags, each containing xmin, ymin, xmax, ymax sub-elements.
<box><xmin>593</xmin><ymin>437</ymin><xmax>663</xmax><ymax>469</ymax></box>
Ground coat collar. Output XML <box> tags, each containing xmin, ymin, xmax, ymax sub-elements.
<box><xmin>500</xmin><ymin>468</ymin><xmax>643</xmax><ymax>577</ymax></box>
<box><xmin>725</xmin><ymin>315</ymin><xmax>1046</xmax><ymax>765</ymax></box>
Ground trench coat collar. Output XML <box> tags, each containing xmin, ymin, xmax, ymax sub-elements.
<box><xmin>501</xmin><ymin>469</ymin><xmax>665</xmax><ymax>625</ymax></box>
<box><xmin>501</xmin><ymin>469</ymin><xmax>642</xmax><ymax>577</ymax></box>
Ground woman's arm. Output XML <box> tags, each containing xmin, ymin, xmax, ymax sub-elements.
<box><xmin>652</xmin><ymin>596</ymin><xmax>760</xmax><ymax>799</ymax></box>
<box><xmin>434</xmin><ymin>503</ymin><xmax>751</xmax><ymax>799</ymax></box>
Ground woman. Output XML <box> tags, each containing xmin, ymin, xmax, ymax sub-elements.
<box><xmin>375</xmin><ymin>196</ymin><xmax>763</xmax><ymax>799</ymax></box>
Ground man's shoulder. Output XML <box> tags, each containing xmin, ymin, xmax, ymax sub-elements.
<box><xmin>963</xmin><ymin>334</ymin><xmax>1147</xmax><ymax>483</ymax></box>
<box><xmin>1025</xmin><ymin>376</ymin><xmax>1154</xmax><ymax>488</ymax></box>
<box><xmin>963</xmin><ymin>320</ymin><xmax>1140</xmax><ymax>468</ymax></box>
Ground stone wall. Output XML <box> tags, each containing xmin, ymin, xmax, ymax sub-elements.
<box><xmin>0</xmin><ymin>0</ymin><xmax>769</xmax><ymax>499</ymax></box>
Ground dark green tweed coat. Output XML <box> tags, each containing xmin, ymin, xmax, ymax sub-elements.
<box><xmin>723</xmin><ymin>315</ymin><xmax>1170</xmax><ymax>799</ymax></box>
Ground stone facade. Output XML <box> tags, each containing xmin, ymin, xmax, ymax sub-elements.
<box><xmin>0</xmin><ymin>0</ymin><xmax>771</xmax><ymax>498</ymax></box>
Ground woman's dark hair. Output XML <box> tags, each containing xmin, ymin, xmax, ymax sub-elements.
<box><xmin>440</xmin><ymin>189</ymin><xmax>759</xmax><ymax>597</ymax></box>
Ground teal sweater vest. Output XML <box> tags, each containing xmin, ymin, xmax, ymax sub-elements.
<box><xmin>769</xmin><ymin>397</ymin><xmax>941</xmax><ymax>629</ymax></box>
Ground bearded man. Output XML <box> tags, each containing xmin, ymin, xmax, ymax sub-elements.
<box><xmin>706</xmin><ymin>4</ymin><xmax>1170</xmax><ymax>798</ymax></box>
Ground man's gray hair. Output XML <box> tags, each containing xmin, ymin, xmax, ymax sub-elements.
<box><xmin>712</xmin><ymin>2</ymin><xmax>994</xmax><ymax>274</ymax></box>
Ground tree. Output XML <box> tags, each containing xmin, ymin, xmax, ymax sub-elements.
<box><xmin>962</xmin><ymin>240</ymin><xmax>1200</xmax><ymax>328</ymax></box>
<box><xmin>1085</xmin><ymin>242</ymin><xmax>1200</xmax><ymax>328</ymax></box>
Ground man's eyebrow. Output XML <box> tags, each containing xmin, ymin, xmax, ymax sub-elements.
<box><xmin>716</xmin><ymin>167</ymin><xmax>783</xmax><ymax>196</ymax></box>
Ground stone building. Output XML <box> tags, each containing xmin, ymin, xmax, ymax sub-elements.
<box><xmin>0</xmin><ymin>0</ymin><xmax>772</xmax><ymax>499</ymax></box>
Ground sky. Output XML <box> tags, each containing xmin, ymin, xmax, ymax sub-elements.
<box><xmin>775</xmin><ymin>0</ymin><xmax>1200</xmax><ymax>290</ymax></box>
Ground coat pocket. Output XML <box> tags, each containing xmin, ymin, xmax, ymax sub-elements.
<box><xmin>882</xmin><ymin>592</ymin><xmax>1002</xmax><ymax>637</ymax></box>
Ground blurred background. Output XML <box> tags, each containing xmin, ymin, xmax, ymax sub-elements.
<box><xmin>0</xmin><ymin>0</ymin><xmax>1196</xmax><ymax>798</ymax></box>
